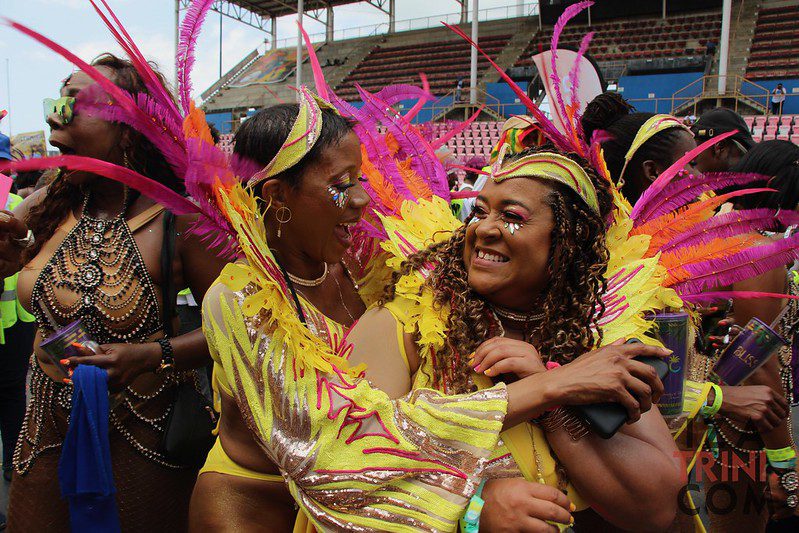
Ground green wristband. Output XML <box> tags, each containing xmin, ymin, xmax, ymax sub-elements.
<box><xmin>701</xmin><ymin>383</ymin><xmax>723</xmax><ymax>418</ymax></box>
<box><xmin>766</xmin><ymin>446</ymin><xmax>797</xmax><ymax>464</ymax></box>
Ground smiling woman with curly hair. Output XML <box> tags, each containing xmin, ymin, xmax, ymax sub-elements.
<box><xmin>347</xmin><ymin>147</ymin><xmax>682</xmax><ymax>531</ymax></box>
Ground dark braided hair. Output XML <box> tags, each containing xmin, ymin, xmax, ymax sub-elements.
<box><xmin>381</xmin><ymin>149</ymin><xmax>610</xmax><ymax>394</ymax></box>
<box><xmin>732</xmin><ymin>140</ymin><xmax>799</xmax><ymax>222</ymax></box>
<box><xmin>581</xmin><ymin>92</ymin><xmax>688</xmax><ymax>203</ymax></box>
<box><xmin>24</xmin><ymin>53</ymin><xmax>179</xmax><ymax>263</ymax></box>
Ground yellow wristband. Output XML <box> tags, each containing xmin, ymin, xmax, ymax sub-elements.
<box><xmin>766</xmin><ymin>446</ymin><xmax>798</xmax><ymax>464</ymax></box>
<box><xmin>701</xmin><ymin>383</ymin><xmax>723</xmax><ymax>418</ymax></box>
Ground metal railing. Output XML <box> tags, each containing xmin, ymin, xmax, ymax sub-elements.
<box><xmin>270</xmin><ymin>2</ymin><xmax>539</xmax><ymax>49</ymax></box>
<box><xmin>423</xmin><ymin>86</ymin><xmax>525</xmax><ymax>123</ymax></box>
<box><xmin>624</xmin><ymin>74</ymin><xmax>799</xmax><ymax>120</ymax></box>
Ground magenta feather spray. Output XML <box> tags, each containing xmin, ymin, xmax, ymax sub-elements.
<box><xmin>177</xmin><ymin>0</ymin><xmax>216</xmax><ymax>113</ymax></box>
<box><xmin>671</xmin><ymin>232</ymin><xmax>799</xmax><ymax>295</ymax></box>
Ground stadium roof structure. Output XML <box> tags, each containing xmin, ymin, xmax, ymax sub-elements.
<box><xmin>181</xmin><ymin>0</ymin><xmax>397</xmax><ymax>32</ymax></box>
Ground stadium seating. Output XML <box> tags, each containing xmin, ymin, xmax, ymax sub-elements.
<box><xmin>513</xmin><ymin>11</ymin><xmax>720</xmax><ymax>68</ymax></box>
<box><xmin>335</xmin><ymin>34</ymin><xmax>512</xmax><ymax>101</ymax></box>
<box><xmin>743</xmin><ymin>114</ymin><xmax>799</xmax><ymax>142</ymax></box>
<box><xmin>746</xmin><ymin>5</ymin><xmax>799</xmax><ymax>80</ymax></box>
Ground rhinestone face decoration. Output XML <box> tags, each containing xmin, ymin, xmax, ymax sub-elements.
<box><xmin>504</xmin><ymin>221</ymin><xmax>522</xmax><ymax>235</ymax></box>
<box><xmin>327</xmin><ymin>186</ymin><xmax>348</xmax><ymax>209</ymax></box>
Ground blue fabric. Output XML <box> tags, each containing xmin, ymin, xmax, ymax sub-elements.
<box><xmin>0</xmin><ymin>133</ymin><xmax>10</xmax><ymax>160</ymax></box>
<box><xmin>58</xmin><ymin>365</ymin><xmax>120</xmax><ymax>533</ymax></box>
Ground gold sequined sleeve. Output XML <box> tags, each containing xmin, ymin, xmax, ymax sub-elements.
<box><xmin>202</xmin><ymin>282</ymin><xmax>508</xmax><ymax>532</ymax></box>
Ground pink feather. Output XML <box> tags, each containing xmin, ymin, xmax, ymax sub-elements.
<box><xmin>671</xmin><ymin>232</ymin><xmax>799</xmax><ymax>295</ymax></box>
<box><xmin>680</xmin><ymin>291</ymin><xmax>799</xmax><ymax>304</ymax></box>
<box><xmin>403</xmin><ymin>74</ymin><xmax>431</xmax><ymax>123</ymax></box>
<box><xmin>75</xmin><ymin>84</ymin><xmax>187</xmax><ymax>177</ymax></box>
<box><xmin>639</xmin><ymin>171</ymin><xmax>768</xmax><ymax>221</ymax></box>
<box><xmin>89</xmin><ymin>0</ymin><xmax>182</xmax><ymax>122</ymax></box>
<box><xmin>549</xmin><ymin>1</ymin><xmax>593</xmax><ymax>141</ymax></box>
<box><xmin>662</xmin><ymin>208</ymin><xmax>786</xmax><ymax>251</ymax></box>
<box><xmin>0</xmin><ymin>156</ymin><xmax>197</xmax><ymax>215</ymax></box>
<box><xmin>443</xmin><ymin>22</ymin><xmax>568</xmax><ymax>149</ymax></box>
<box><xmin>631</xmin><ymin>131</ymin><xmax>736</xmax><ymax>223</ymax></box>
<box><xmin>300</xmin><ymin>22</ymin><xmax>328</xmax><ymax>100</ymax></box>
<box><xmin>4</xmin><ymin>19</ymin><xmax>179</xmax><ymax>161</ymax></box>
<box><xmin>430</xmin><ymin>107</ymin><xmax>483</xmax><ymax>150</ymax></box>
<box><xmin>177</xmin><ymin>0</ymin><xmax>215</xmax><ymax>113</ymax></box>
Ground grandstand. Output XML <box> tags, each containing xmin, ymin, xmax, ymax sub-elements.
<box><xmin>200</xmin><ymin>0</ymin><xmax>799</xmax><ymax>154</ymax></box>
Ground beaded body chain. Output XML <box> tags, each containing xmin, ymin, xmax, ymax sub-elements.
<box><xmin>16</xmin><ymin>191</ymin><xmax>186</xmax><ymax>473</ymax></box>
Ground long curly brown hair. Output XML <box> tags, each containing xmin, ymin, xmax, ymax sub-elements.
<box><xmin>382</xmin><ymin>149</ymin><xmax>611</xmax><ymax>394</ymax></box>
<box><xmin>23</xmin><ymin>53</ymin><xmax>179</xmax><ymax>263</ymax></box>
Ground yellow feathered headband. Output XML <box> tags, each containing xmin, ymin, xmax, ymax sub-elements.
<box><xmin>491</xmin><ymin>144</ymin><xmax>600</xmax><ymax>215</ymax></box>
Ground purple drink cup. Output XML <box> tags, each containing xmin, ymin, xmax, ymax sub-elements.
<box><xmin>713</xmin><ymin>317</ymin><xmax>788</xmax><ymax>386</ymax></box>
<box><xmin>652</xmin><ymin>312</ymin><xmax>689</xmax><ymax>417</ymax></box>
<box><xmin>39</xmin><ymin>320</ymin><xmax>97</xmax><ymax>377</ymax></box>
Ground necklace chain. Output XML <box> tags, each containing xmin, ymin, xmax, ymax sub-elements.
<box><xmin>286</xmin><ymin>263</ymin><xmax>329</xmax><ymax>287</ymax></box>
<box><xmin>492</xmin><ymin>304</ymin><xmax>545</xmax><ymax>323</ymax></box>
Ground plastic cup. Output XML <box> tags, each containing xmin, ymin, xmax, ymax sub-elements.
<box><xmin>713</xmin><ymin>317</ymin><xmax>788</xmax><ymax>386</ymax></box>
<box><xmin>652</xmin><ymin>312</ymin><xmax>689</xmax><ymax>417</ymax></box>
<box><xmin>39</xmin><ymin>320</ymin><xmax>96</xmax><ymax>376</ymax></box>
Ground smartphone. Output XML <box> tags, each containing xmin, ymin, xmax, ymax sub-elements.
<box><xmin>572</xmin><ymin>339</ymin><xmax>669</xmax><ymax>439</ymax></box>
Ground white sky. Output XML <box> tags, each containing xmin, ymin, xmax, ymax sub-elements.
<box><xmin>0</xmin><ymin>0</ymin><xmax>523</xmax><ymax>137</ymax></box>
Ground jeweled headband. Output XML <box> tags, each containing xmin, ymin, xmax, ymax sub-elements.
<box><xmin>248</xmin><ymin>86</ymin><xmax>338</xmax><ymax>188</ymax></box>
<box><xmin>617</xmin><ymin>114</ymin><xmax>689</xmax><ymax>186</ymax></box>
<box><xmin>491</xmin><ymin>146</ymin><xmax>600</xmax><ymax>214</ymax></box>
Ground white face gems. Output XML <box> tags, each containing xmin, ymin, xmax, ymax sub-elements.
<box><xmin>328</xmin><ymin>185</ymin><xmax>348</xmax><ymax>209</ymax></box>
<box><xmin>504</xmin><ymin>221</ymin><xmax>521</xmax><ymax>235</ymax></box>
<box><xmin>467</xmin><ymin>216</ymin><xmax>479</xmax><ymax>226</ymax></box>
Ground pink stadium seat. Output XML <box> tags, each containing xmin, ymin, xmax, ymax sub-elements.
<box><xmin>743</xmin><ymin>116</ymin><xmax>755</xmax><ymax>131</ymax></box>
<box><xmin>754</xmin><ymin>116</ymin><xmax>767</xmax><ymax>128</ymax></box>
<box><xmin>791</xmin><ymin>134</ymin><xmax>799</xmax><ymax>145</ymax></box>
<box><xmin>767</xmin><ymin>116</ymin><xmax>780</xmax><ymax>128</ymax></box>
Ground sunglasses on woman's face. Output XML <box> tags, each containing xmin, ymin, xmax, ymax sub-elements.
<box><xmin>43</xmin><ymin>96</ymin><xmax>76</xmax><ymax>125</ymax></box>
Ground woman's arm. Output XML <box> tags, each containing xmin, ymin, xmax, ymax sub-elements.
<box><xmin>546</xmin><ymin>409</ymin><xmax>682</xmax><ymax>531</ymax></box>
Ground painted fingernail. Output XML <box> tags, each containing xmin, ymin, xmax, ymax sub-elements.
<box><xmin>70</xmin><ymin>342</ymin><xmax>83</xmax><ymax>349</ymax></box>
<box><xmin>62</xmin><ymin>378</ymin><xmax>72</xmax><ymax>385</ymax></box>
<box><xmin>570</xmin><ymin>502</ymin><xmax>576</xmax><ymax>512</ymax></box>
<box><xmin>68</xmin><ymin>369</ymin><xmax>73</xmax><ymax>377</ymax></box>
<box><xmin>570</xmin><ymin>515</ymin><xmax>575</xmax><ymax>525</ymax></box>
<box><xmin>484</xmin><ymin>368</ymin><xmax>493</xmax><ymax>376</ymax></box>
<box><xmin>473</xmin><ymin>365</ymin><xmax>481</xmax><ymax>372</ymax></box>
<box><xmin>709</xmin><ymin>306</ymin><xmax>719</xmax><ymax>313</ymax></box>
<box><xmin>59</xmin><ymin>359</ymin><xmax>70</xmax><ymax>366</ymax></box>
<box><xmin>467</xmin><ymin>357</ymin><xmax>475</xmax><ymax>365</ymax></box>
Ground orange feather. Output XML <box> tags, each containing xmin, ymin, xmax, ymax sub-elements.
<box><xmin>661</xmin><ymin>234</ymin><xmax>765</xmax><ymax>286</ymax></box>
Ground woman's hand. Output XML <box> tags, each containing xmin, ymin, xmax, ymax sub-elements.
<box><xmin>471</xmin><ymin>338</ymin><xmax>546</xmax><ymax>379</ymax></box>
<box><xmin>65</xmin><ymin>342</ymin><xmax>161</xmax><ymax>391</ymax></box>
<box><xmin>542</xmin><ymin>339</ymin><xmax>670</xmax><ymax>423</ymax></box>
<box><xmin>718</xmin><ymin>385</ymin><xmax>789</xmax><ymax>433</ymax></box>
<box><xmin>0</xmin><ymin>211</ymin><xmax>29</xmax><ymax>277</ymax></box>
<box><xmin>479</xmin><ymin>477</ymin><xmax>573</xmax><ymax>532</ymax></box>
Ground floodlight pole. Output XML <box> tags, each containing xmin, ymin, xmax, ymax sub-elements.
<box><xmin>718</xmin><ymin>0</ymin><xmax>731</xmax><ymax>95</ymax></box>
<box><xmin>469</xmin><ymin>0</ymin><xmax>478</xmax><ymax>105</ymax></box>
<box><xmin>271</xmin><ymin>16</ymin><xmax>277</xmax><ymax>49</ymax></box>
<box><xmin>296</xmin><ymin>0</ymin><xmax>304</xmax><ymax>92</ymax></box>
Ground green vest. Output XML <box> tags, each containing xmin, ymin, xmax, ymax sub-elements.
<box><xmin>1</xmin><ymin>194</ymin><xmax>35</xmax><ymax>344</ymax></box>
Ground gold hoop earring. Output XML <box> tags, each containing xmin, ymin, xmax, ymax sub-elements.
<box><xmin>122</xmin><ymin>151</ymin><xmax>131</xmax><ymax>168</ymax></box>
<box><xmin>275</xmin><ymin>206</ymin><xmax>292</xmax><ymax>238</ymax></box>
